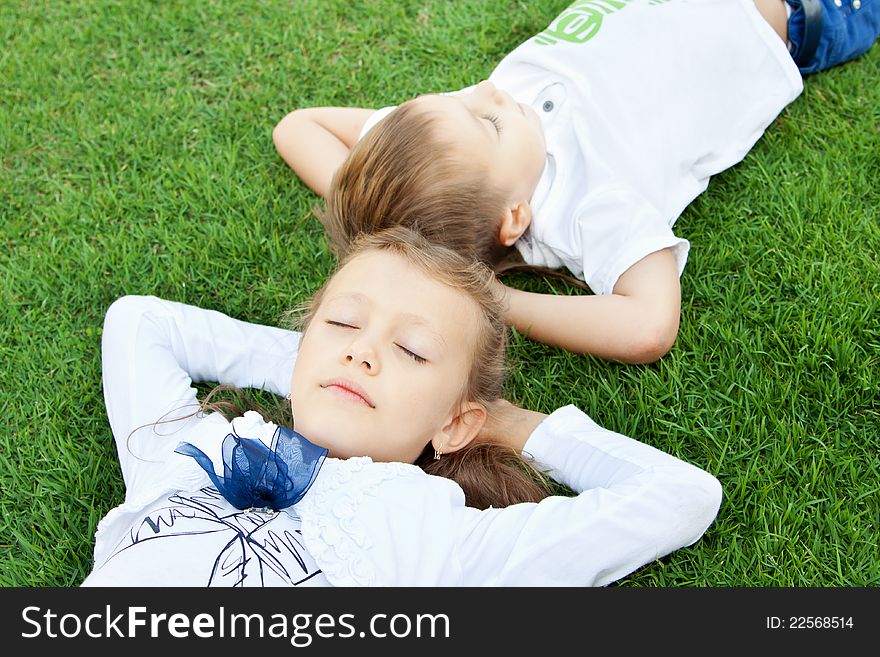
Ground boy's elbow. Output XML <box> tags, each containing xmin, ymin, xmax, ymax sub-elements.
<box><xmin>271</xmin><ymin>120</ymin><xmax>283</xmax><ymax>147</ymax></box>
<box><xmin>272</xmin><ymin>110</ymin><xmax>303</xmax><ymax>150</ymax></box>
<box><xmin>622</xmin><ymin>316</ymin><xmax>679</xmax><ymax>364</ymax></box>
<box><xmin>271</xmin><ymin>120</ymin><xmax>285</xmax><ymax>153</ymax></box>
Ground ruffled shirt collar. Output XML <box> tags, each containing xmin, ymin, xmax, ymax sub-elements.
<box><xmin>170</xmin><ymin>412</ymin><xmax>466</xmax><ymax>586</ymax></box>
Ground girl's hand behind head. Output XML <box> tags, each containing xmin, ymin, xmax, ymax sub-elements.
<box><xmin>478</xmin><ymin>399</ymin><xmax>547</xmax><ymax>452</ymax></box>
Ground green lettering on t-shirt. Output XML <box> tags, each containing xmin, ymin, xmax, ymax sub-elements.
<box><xmin>534</xmin><ymin>0</ymin><xmax>671</xmax><ymax>47</ymax></box>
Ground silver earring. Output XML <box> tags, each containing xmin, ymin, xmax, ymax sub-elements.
<box><xmin>434</xmin><ymin>444</ymin><xmax>443</xmax><ymax>460</ymax></box>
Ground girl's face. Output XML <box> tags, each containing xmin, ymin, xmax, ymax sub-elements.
<box><xmin>412</xmin><ymin>80</ymin><xmax>547</xmax><ymax>206</ymax></box>
<box><xmin>290</xmin><ymin>249</ymin><xmax>481</xmax><ymax>463</ymax></box>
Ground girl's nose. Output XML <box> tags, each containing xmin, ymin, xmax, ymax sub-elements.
<box><xmin>343</xmin><ymin>339</ymin><xmax>380</xmax><ymax>374</ymax></box>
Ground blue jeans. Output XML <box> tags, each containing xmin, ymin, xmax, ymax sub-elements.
<box><xmin>787</xmin><ymin>0</ymin><xmax>880</xmax><ymax>74</ymax></box>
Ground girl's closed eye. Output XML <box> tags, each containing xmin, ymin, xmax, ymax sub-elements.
<box><xmin>326</xmin><ymin>318</ymin><xmax>426</xmax><ymax>362</ymax></box>
<box><xmin>396</xmin><ymin>344</ymin><xmax>427</xmax><ymax>364</ymax></box>
<box><xmin>326</xmin><ymin>320</ymin><xmax>358</xmax><ymax>329</ymax></box>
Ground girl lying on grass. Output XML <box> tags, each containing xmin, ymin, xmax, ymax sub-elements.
<box><xmin>274</xmin><ymin>0</ymin><xmax>879</xmax><ymax>363</ymax></box>
<box><xmin>83</xmin><ymin>227</ymin><xmax>720</xmax><ymax>586</ymax></box>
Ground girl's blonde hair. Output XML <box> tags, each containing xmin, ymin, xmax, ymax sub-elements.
<box><xmin>318</xmin><ymin>100</ymin><xmax>591</xmax><ymax>290</ymax></box>
<box><xmin>205</xmin><ymin>226</ymin><xmax>553</xmax><ymax>509</ymax></box>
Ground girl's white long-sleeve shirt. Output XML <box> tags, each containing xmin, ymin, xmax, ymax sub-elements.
<box><xmin>82</xmin><ymin>295</ymin><xmax>722</xmax><ymax>587</ymax></box>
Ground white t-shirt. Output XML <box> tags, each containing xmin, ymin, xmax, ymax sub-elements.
<box><xmin>360</xmin><ymin>0</ymin><xmax>803</xmax><ymax>294</ymax></box>
<box><xmin>82</xmin><ymin>295</ymin><xmax>722</xmax><ymax>586</ymax></box>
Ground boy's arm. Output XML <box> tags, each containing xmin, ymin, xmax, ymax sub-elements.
<box><xmin>500</xmin><ymin>248</ymin><xmax>681</xmax><ymax>364</ymax></box>
<box><xmin>272</xmin><ymin>107</ymin><xmax>376</xmax><ymax>198</ymax></box>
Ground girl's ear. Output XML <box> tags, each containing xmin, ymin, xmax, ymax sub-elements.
<box><xmin>432</xmin><ymin>402</ymin><xmax>487</xmax><ymax>455</ymax></box>
<box><xmin>498</xmin><ymin>202</ymin><xmax>533</xmax><ymax>246</ymax></box>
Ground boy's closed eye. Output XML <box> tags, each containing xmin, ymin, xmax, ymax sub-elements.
<box><xmin>483</xmin><ymin>114</ymin><xmax>502</xmax><ymax>134</ymax></box>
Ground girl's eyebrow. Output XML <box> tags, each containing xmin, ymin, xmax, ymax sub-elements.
<box><xmin>324</xmin><ymin>293</ymin><xmax>447</xmax><ymax>348</ymax></box>
<box><xmin>324</xmin><ymin>292</ymin><xmax>368</xmax><ymax>305</ymax></box>
<box><xmin>397</xmin><ymin>313</ymin><xmax>447</xmax><ymax>348</ymax></box>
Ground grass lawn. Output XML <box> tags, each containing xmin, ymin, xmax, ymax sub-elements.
<box><xmin>1</xmin><ymin>0</ymin><xmax>878</xmax><ymax>587</ymax></box>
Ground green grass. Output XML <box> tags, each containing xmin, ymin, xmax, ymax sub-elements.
<box><xmin>1</xmin><ymin>0</ymin><xmax>878</xmax><ymax>587</ymax></box>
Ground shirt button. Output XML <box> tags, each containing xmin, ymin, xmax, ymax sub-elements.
<box><xmin>853</xmin><ymin>0</ymin><xmax>861</xmax><ymax>8</ymax></box>
<box><xmin>542</xmin><ymin>100</ymin><xmax>554</xmax><ymax>112</ymax></box>
<box><xmin>834</xmin><ymin>0</ymin><xmax>842</xmax><ymax>6</ymax></box>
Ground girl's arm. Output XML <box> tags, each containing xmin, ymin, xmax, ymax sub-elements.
<box><xmin>457</xmin><ymin>404</ymin><xmax>722</xmax><ymax>586</ymax></box>
<box><xmin>272</xmin><ymin>107</ymin><xmax>376</xmax><ymax>198</ymax></box>
<box><xmin>501</xmin><ymin>247</ymin><xmax>681</xmax><ymax>363</ymax></box>
<box><xmin>100</xmin><ymin>296</ymin><xmax>300</xmax><ymax>487</ymax></box>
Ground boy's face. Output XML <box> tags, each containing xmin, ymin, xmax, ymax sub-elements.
<box><xmin>412</xmin><ymin>80</ymin><xmax>547</xmax><ymax>207</ymax></box>
<box><xmin>290</xmin><ymin>249</ymin><xmax>480</xmax><ymax>463</ymax></box>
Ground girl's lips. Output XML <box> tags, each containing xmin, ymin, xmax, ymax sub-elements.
<box><xmin>321</xmin><ymin>379</ymin><xmax>375</xmax><ymax>408</ymax></box>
